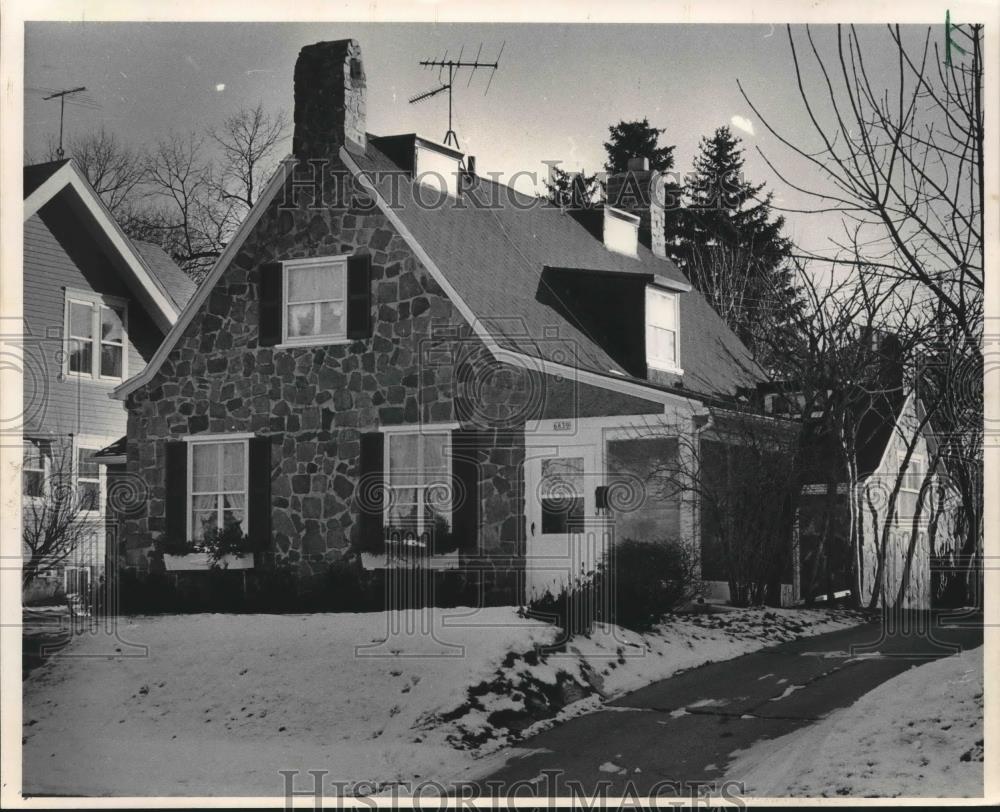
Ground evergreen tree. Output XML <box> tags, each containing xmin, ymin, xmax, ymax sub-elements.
<box><xmin>543</xmin><ymin>165</ymin><xmax>601</xmax><ymax>208</ymax></box>
<box><xmin>676</xmin><ymin>126</ymin><xmax>800</xmax><ymax>364</ymax></box>
<box><xmin>603</xmin><ymin>118</ymin><xmax>675</xmax><ymax>173</ymax></box>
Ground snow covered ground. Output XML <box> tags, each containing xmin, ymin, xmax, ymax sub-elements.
<box><xmin>21</xmin><ymin>606</ymin><xmax>863</xmax><ymax>797</ymax></box>
<box><xmin>725</xmin><ymin>646</ymin><xmax>984</xmax><ymax>798</ymax></box>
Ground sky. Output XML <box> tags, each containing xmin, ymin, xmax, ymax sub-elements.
<box><xmin>23</xmin><ymin>21</ymin><xmax>943</xmax><ymax>257</ymax></box>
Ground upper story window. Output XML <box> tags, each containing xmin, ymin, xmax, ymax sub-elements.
<box><xmin>23</xmin><ymin>438</ymin><xmax>51</xmax><ymax>499</ymax></box>
<box><xmin>64</xmin><ymin>290</ymin><xmax>128</xmax><ymax>382</ymax></box>
<box><xmin>898</xmin><ymin>451</ymin><xmax>927</xmax><ymax>493</ymax></box>
<box><xmin>282</xmin><ymin>256</ymin><xmax>347</xmax><ymax>345</ymax></box>
<box><xmin>645</xmin><ymin>286</ymin><xmax>681</xmax><ymax>373</ymax></box>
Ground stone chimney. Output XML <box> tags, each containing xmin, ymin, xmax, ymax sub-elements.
<box><xmin>293</xmin><ymin>39</ymin><xmax>366</xmax><ymax>160</ymax></box>
<box><xmin>605</xmin><ymin>157</ymin><xmax>667</xmax><ymax>259</ymax></box>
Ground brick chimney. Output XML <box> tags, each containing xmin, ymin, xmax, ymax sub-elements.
<box><xmin>293</xmin><ymin>39</ymin><xmax>366</xmax><ymax>159</ymax></box>
<box><xmin>605</xmin><ymin>157</ymin><xmax>667</xmax><ymax>259</ymax></box>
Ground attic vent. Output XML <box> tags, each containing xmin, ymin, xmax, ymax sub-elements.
<box><xmin>603</xmin><ymin>206</ymin><xmax>640</xmax><ymax>258</ymax></box>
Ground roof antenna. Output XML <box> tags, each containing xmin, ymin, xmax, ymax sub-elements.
<box><xmin>43</xmin><ymin>86</ymin><xmax>87</xmax><ymax>159</ymax></box>
<box><xmin>409</xmin><ymin>42</ymin><xmax>504</xmax><ymax>151</ymax></box>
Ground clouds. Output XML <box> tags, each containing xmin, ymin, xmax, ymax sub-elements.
<box><xmin>730</xmin><ymin>115</ymin><xmax>755</xmax><ymax>136</ymax></box>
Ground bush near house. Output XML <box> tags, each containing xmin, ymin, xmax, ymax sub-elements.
<box><xmin>526</xmin><ymin>539</ymin><xmax>699</xmax><ymax>637</ymax></box>
<box><xmin>112</xmin><ymin>558</ymin><xmax>519</xmax><ymax>614</ymax></box>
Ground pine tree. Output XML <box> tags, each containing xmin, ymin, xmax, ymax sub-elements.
<box><xmin>676</xmin><ymin>126</ymin><xmax>800</xmax><ymax>364</ymax></box>
<box><xmin>603</xmin><ymin>118</ymin><xmax>675</xmax><ymax>173</ymax></box>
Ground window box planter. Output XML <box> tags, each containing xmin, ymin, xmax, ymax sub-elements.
<box><xmin>162</xmin><ymin>552</ymin><xmax>254</xmax><ymax>571</ymax></box>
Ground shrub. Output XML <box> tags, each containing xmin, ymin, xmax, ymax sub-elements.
<box><xmin>606</xmin><ymin>539</ymin><xmax>698</xmax><ymax>631</ymax></box>
<box><xmin>525</xmin><ymin>567</ymin><xmax>605</xmax><ymax>640</ymax></box>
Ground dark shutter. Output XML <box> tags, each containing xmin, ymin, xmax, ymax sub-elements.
<box><xmin>346</xmin><ymin>253</ymin><xmax>373</xmax><ymax>339</ymax></box>
<box><xmin>258</xmin><ymin>261</ymin><xmax>283</xmax><ymax>347</ymax></box>
<box><xmin>451</xmin><ymin>429</ymin><xmax>483</xmax><ymax>553</ymax></box>
<box><xmin>164</xmin><ymin>441</ymin><xmax>188</xmax><ymax>542</ymax></box>
<box><xmin>358</xmin><ymin>431</ymin><xmax>385</xmax><ymax>552</ymax></box>
<box><xmin>248</xmin><ymin>437</ymin><xmax>272</xmax><ymax>549</ymax></box>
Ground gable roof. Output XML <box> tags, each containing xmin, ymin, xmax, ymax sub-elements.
<box><xmin>132</xmin><ymin>240</ymin><xmax>197</xmax><ymax>311</ymax></box>
<box><xmin>24</xmin><ymin>159</ymin><xmax>69</xmax><ymax>197</ymax></box>
<box><xmin>23</xmin><ymin>159</ymin><xmax>184</xmax><ymax>332</ymax></box>
<box><xmin>114</xmin><ymin>138</ymin><xmax>762</xmax><ymax>405</ymax></box>
<box><xmin>349</xmin><ymin>138</ymin><xmax>760</xmax><ymax>400</ymax></box>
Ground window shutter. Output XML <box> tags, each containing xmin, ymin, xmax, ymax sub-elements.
<box><xmin>248</xmin><ymin>437</ymin><xmax>272</xmax><ymax>549</ymax></box>
<box><xmin>258</xmin><ymin>261</ymin><xmax>283</xmax><ymax>347</ymax></box>
<box><xmin>358</xmin><ymin>431</ymin><xmax>384</xmax><ymax>552</ymax></box>
<box><xmin>451</xmin><ymin>429</ymin><xmax>483</xmax><ymax>553</ymax></box>
<box><xmin>346</xmin><ymin>253</ymin><xmax>373</xmax><ymax>339</ymax></box>
<box><xmin>164</xmin><ymin>441</ymin><xmax>188</xmax><ymax>542</ymax></box>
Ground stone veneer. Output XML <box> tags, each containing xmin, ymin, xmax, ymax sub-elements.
<box><xmin>123</xmin><ymin>153</ymin><xmax>531</xmax><ymax>574</ymax></box>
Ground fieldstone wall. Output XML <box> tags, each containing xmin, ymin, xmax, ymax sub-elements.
<box><xmin>123</xmin><ymin>152</ymin><xmax>531</xmax><ymax>575</ymax></box>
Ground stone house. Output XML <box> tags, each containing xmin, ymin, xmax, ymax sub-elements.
<box><xmin>113</xmin><ymin>38</ymin><xmax>778</xmax><ymax>604</ymax></box>
<box><xmin>21</xmin><ymin>159</ymin><xmax>194</xmax><ymax>601</ymax></box>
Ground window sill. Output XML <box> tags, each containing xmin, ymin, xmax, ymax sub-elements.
<box><xmin>647</xmin><ymin>362</ymin><xmax>684</xmax><ymax>376</ymax></box>
<box><xmin>59</xmin><ymin>372</ymin><xmax>126</xmax><ymax>385</ymax></box>
<box><xmin>274</xmin><ymin>338</ymin><xmax>355</xmax><ymax>350</ymax></box>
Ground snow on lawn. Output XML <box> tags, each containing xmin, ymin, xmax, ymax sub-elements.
<box><xmin>22</xmin><ymin>606</ymin><xmax>864</xmax><ymax>797</ymax></box>
<box><xmin>22</xmin><ymin>608</ymin><xmax>559</xmax><ymax>797</ymax></box>
<box><xmin>725</xmin><ymin>646</ymin><xmax>984</xmax><ymax>798</ymax></box>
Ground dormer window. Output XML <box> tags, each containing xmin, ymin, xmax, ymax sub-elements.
<box><xmin>646</xmin><ymin>286</ymin><xmax>681</xmax><ymax>373</ymax></box>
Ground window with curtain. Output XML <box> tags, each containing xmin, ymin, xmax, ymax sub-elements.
<box><xmin>188</xmin><ymin>440</ymin><xmax>248</xmax><ymax>541</ymax></box>
<box><xmin>283</xmin><ymin>258</ymin><xmax>347</xmax><ymax>344</ymax></box>
<box><xmin>384</xmin><ymin>432</ymin><xmax>452</xmax><ymax>541</ymax></box>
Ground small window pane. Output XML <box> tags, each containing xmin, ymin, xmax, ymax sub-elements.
<box><xmin>287</xmin><ymin>265</ymin><xmax>341</xmax><ymax>304</ymax></box>
<box><xmin>77</xmin><ymin>448</ymin><xmax>99</xmax><ymax>477</ymax></box>
<box><xmin>101</xmin><ymin>306</ymin><xmax>125</xmax><ymax>343</ymax></box>
<box><xmin>222</xmin><ymin>494</ymin><xmax>245</xmax><ymax>531</ymax></box>
<box><xmin>68</xmin><ymin>340</ymin><xmax>92</xmax><ymax>374</ymax></box>
<box><xmin>423</xmin><ymin>435</ymin><xmax>449</xmax><ymax>474</ymax></box>
<box><xmin>193</xmin><ymin>509</ymin><xmax>218</xmax><ymax>537</ymax></box>
<box><xmin>221</xmin><ymin>442</ymin><xmax>245</xmax><ymax>491</ymax></box>
<box><xmin>648</xmin><ymin>290</ymin><xmax>676</xmax><ymax>330</ymax></box>
<box><xmin>69</xmin><ymin>301</ymin><xmax>93</xmax><ymax>338</ymax></box>
<box><xmin>24</xmin><ymin>471</ymin><xmax>45</xmax><ymax>498</ymax></box>
<box><xmin>79</xmin><ymin>481</ymin><xmax>100</xmax><ymax>511</ymax></box>
<box><xmin>318</xmin><ymin>301</ymin><xmax>345</xmax><ymax>336</ymax></box>
<box><xmin>389</xmin><ymin>434</ymin><xmax>420</xmax><ymax>485</ymax></box>
<box><xmin>100</xmin><ymin>345</ymin><xmax>123</xmax><ymax>378</ymax></box>
<box><xmin>287</xmin><ymin>303</ymin><xmax>318</xmax><ymax>338</ymax></box>
<box><xmin>191</xmin><ymin>444</ymin><xmax>219</xmax><ymax>492</ymax></box>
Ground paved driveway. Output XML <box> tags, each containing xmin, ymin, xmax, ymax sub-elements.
<box><xmin>474</xmin><ymin>611</ymin><xmax>983</xmax><ymax>799</ymax></box>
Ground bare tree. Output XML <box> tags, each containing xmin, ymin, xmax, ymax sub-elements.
<box><xmin>22</xmin><ymin>443</ymin><xmax>100</xmax><ymax>587</ymax></box>
<box><xmin>740</xmin><ymin>23</ymin><xmax>984</xmax><ymax>361</ymax></box>
<box><xmin>209</xmin><ymin>101</ymin><xmax>289</xmax><ymax>215</ymax></box>
<box><xmin>143</xmin><ymin>131</ymin><xmax>239</xmax><ymax>281</ymax></box>
<box><xmin>38</xmin><ymin>127</ymin><xmax>149</xmax><ymax>227</ymax></box>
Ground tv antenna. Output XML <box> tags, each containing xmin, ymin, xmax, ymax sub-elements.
<box><xmin>409</xmin><ymin>42</ymin><xmax>504</xmax><ymax>150</ymax></box>
<box><xmin>42</xmin><ymin>86</ymin><xmax>87</xmax><ymax>159</ymax></box>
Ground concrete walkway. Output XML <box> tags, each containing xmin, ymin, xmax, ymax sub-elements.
<box><xmin>475</xmin><ymin>611</ymin><xmax>983</xmax><ymax>799</ymax></box>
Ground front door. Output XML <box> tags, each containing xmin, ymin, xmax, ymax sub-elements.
<box><xmin>524</xmin><ymin>443</ymin><xmax>608</xmax><ymax>602</ymax></box>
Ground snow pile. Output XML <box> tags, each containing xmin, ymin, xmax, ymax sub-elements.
<box><xmin>726</xmin><ymin>646</ymin><xmax>984</xmax><ymax>798</ymax></box>
<box><xmin>21</xmin><ymin>606</ymin><xmax>864</xmax><ymax>796</ymax></box>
